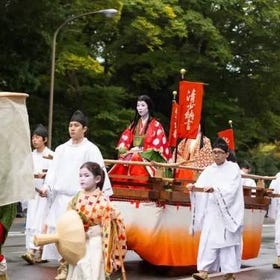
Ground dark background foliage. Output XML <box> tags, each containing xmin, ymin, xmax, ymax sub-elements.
<box><xmin>1</xmin><ymin>0</ymin><xmax>280</xmax><ymax>175</ymax></box>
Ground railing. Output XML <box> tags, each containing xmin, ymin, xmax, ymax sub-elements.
<box><xmin>105</xmin><ymin>159</ymin><xmax>277</xmax><ymax>210</ymax></box>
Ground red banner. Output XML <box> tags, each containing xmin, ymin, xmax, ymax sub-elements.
<box><xmin>168</xmin><ymin>101</ymin><xmax>179</xmax><ymax>147</ymax></box>
<box><xmin>178</xmin><ymin>81</ymin><xmax>204</xmax><ymax>139</ymax></box>
<box><xmin>218</xmin><ymin>128</ymin><xmax>235</xmax><ymax>151</ymax></box>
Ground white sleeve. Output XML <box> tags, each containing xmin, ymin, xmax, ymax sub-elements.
<box><xmin>87</xmin><ymin>145</ymin><xmax>113</xmax><ymax>197</ymax></box>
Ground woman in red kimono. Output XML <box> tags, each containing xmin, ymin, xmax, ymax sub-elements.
<box><xmin>109</xmin><ymin>95</ymin><xmax>171</xmax><ymax>185</ymax></box>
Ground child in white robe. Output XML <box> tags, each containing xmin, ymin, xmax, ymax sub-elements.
<box><xmin>22</xmin><ymin>124</ymin><xmax>54</xmax><ymax>264</ymax></box>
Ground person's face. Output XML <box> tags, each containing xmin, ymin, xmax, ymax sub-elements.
<box><xmin>68</xmin><ymin>121</ymin><xmax>87</xmax><ymax>141</ymax></box>
<box><xmin>79</xmin><ymin>167</ymin><xmax>100</xmax><ymax>191</ymax></box>
<box><xmin>211</xmin><ymin>148</ymin><xmax>229</xmax><ymax>165</ymax></box>
<box><xmin>241</xmin><ymin>167</ymin><xmax>250</xmax><ymax>174</ymax></box>
<box><xmin>32</xmin><ymin>134</ymin><xmax>46</xmax><ymax>150</ymax></box>
<box><xmin>137</xmin><ymin>101</ymin><xmax>149</xmax><ymax>118</ymax></box>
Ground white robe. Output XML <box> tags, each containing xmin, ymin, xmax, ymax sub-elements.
<box><xmin>42</xmin><ymin>138</ymin><xmax>113</xmax><ymax>260</ymax></box>
<box><xmin>66</xmin><ymin>226</ymin><xmax>105</xmax><ymax>280</ymax></box>
<box><xmin>190</xmin><ymin>160</ymin><xmax>244</xmax><ymax>273</ymax></box>
<box><xmin>241</xmin><ymin>170</ymin><xmax>256</xmax><ymax>188</ymax></box>
<box><xmin>25</xmin><ymin>147</ymin><xmax>54</xmax><ymax>250</ymax></box>
<box><xmin>268</xmin><ymin>172</ymin><xmax>280</xmax><ymax>256</ymax></box>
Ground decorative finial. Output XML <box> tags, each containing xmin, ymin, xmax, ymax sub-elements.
<box><xmin>180</xmin><ymin>68</ymin><xmax>187</xmax><ymax>80</ymax></box>
<box><xmin>228</xmin><ymin>120</ymin><xmax>233</xmax><ymax>128</ymax></box>
<box><xmin>172</xmin><ymin>90</ymin><xmax>177</xmax><ymax>100</ymax></box>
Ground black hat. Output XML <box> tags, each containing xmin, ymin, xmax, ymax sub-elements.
<box><xmin>212</xmin><ymin>137</ymin><xmax>229</xmax><ymax>153</ymax></box>
<box><xmin>239</xmin><ymin>160</ymin><xmax>251</xmax><ymax>169</ymax></box>
<box><xmin>32</xmin><ymin>124</ymin><xmax>48</xmax><ymax>138</ymax></box>
<box><xmin>70</xmin><ymin>110</ymin><xmax>88</xmax><ymax>127</ymax></box>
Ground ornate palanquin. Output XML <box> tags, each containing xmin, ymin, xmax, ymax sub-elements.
<box><xmin>106</xmin><ymin>159</ymin><xmax>275</xmax><ymax>267</ymax></box>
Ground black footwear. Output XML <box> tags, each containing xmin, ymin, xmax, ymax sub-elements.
<box><xmin>35</xmin><ymin>258</ymin><xmax>48</xmax><ymax>264</ymax></box>
<box><xmin>16</xmin><ymin>212</ymin><xmax>25</xmax><ymax>218</ymax></box>
<box><xmin>273</xmin><ymin>263</ymin><xmax>280</xmax><ymax>269</ymax></box>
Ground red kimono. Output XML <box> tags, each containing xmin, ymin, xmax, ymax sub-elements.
<box><xmin>109</xmin><ymin>118</ymin><xmax>171</xmax><ymax>186</ymax></box>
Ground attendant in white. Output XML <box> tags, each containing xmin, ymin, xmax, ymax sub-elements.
<box><xmin>239</xmin><ymin>160</ymin><xmax>256</xmax><ymax>188</ymax></box>
<box><xmin>187</xmin><ymin>138</ymin><xmax>244</xmax><ymax>280</ymax></box>
<box><xmin>268</xmin><ymin>172</ymin><xmax>280</xmax><ymax>268</ymax></box>
<box><xmin>22</xmin><ymin>124</ymin><xmax>54</xmax><ymax>264</ymax></box>
<box><xmin>40</xmin><ymin>110</ymin><xmax>112</xmax><ymax>280</ymax></box>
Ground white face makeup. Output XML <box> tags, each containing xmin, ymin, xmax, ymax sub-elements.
<box><xmin>136</xmin><ymin>101</ymin><xmax>149</xmax><ymax>118</ymax></box>
<box><xmin>79</xmin><ymin>167</ymin><xmax>96</xmax><ymax>191</ymax></box>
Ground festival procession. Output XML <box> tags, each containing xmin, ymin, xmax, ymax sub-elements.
<box><xmin>1</xmin><ymin>1</ymin><xmax>280</xmax><ymax>280</ymax></box>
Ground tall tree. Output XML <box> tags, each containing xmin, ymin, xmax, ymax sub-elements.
<box><xmin>1</xmin><ymin>0</ymin><xmax>280</xmax><ymax>170</ymax></box>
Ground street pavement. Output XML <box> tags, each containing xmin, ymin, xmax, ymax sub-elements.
<box><xmin>3</xmin><ymin>217</ymin><xmax>280</xmax><ymax>279</ymax></box>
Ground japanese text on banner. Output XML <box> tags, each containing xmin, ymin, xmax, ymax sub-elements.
<box><xmin>178</xmin><ymin>81</ymin><xmax>204</xmax><ymax>139</ymax></box>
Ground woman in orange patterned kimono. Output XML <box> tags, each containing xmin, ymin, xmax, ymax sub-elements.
<box><xmin>174</xmin><ymin>123</ymin><xmax>213</xmax><ymax>181</ymax></box>
<box><xmin>109</xmin><ymin>95</ymin><xmax>172</xmax><ymax>184</ymax></box>
<box><xmin>67</xmin><ymin>162</ymin><xmax>127</xmax><ymax>280</ymax></box>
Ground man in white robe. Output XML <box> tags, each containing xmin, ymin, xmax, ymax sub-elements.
<box><xmin>40</xmin><ymin>110</ymin><xmax>113</xmax><ymax>280</ymax></box>
<box><xmin>239</xmin><ymin>160</ymin><xmax>256</xmax><ymax>188</ymax></box>
<box><xmin>187</xmin><ymin>137</ymin><xmax>244</xmax><ymax>280</ymax></box>
<box><xmin>268</xmin><ymin>172</ymin><xmax>280</xmax><ymax>268</ymax></box>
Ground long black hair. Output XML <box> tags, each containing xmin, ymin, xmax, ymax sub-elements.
<box><xmin>199</xmin><ymin>116</ymin><xmax>206</xmax><ymax>149</ymax></box>
<box><xmin>80</xmin><ymin>162</ymin><xmax>105</xmax><ymax>190</ymax></box>
<box><xmin>130</xmin><ymin>95</ymin><xmax>155</xmax><ymax>134</ymax></box>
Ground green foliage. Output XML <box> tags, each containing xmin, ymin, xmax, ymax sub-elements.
<box><xmin>1</xmin><ymin>0</ymin><xmax>280</xmax><ymax>175</ymax></box>
<box><xmin>55</xmin><ymin>83</ymin><xmax>133</xmax><ymax>157</ymax></box>
<box><xmin>56</xmin><ymin>52</ymin><xmax>104</xmax><ymax>74</ymax></box>
<box><xmin>248</xmin><ymin>142</ymin><xmax>280</xmax><ymax>176</ymax></box>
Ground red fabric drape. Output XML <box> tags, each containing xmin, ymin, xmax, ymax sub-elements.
<box><xmin>178</xmin><ymin>81</ymin><xmax>204</xmax><ymax>139</ymax></box>
<box><xmin>0</xmin><ymin>222</ymin><xmax>5</xmax><ymax>244</ymax></box>
<box><xmin>218</xmin><ymin>128</ymin><xmax>235</xmax><ymax>150</ymax></box>
<box><xmin>168</xmin><ymin>101</ymin><xmax>179</xmax><ymax>147</ymax></box>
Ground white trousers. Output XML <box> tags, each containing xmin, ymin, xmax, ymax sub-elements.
<box><xmin>197</xmin><ymin>245</ymin><xmax>241</xmax><ymax>273</ymax></box>
<box><xmin>275</xmin><ymin>210</ymin><xmax>280</xmax><ymax>256</ymax></box>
